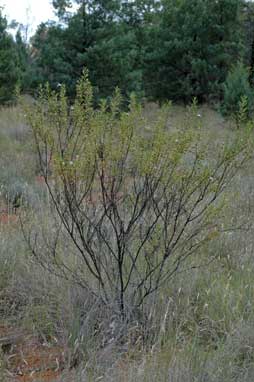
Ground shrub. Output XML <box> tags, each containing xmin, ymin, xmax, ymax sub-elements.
<box><xmin>22</xmin><ymin>70</ymin><xmax>251</xmax><ymax>323</ymax></box>
<box><xmin>222</xmin><ymin>62</ymin><xmax>254</xmax><ymax>122</ymax></box>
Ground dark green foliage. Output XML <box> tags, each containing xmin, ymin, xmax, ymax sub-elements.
<box><xmin>0</xmin><ymin>10</ymin><xmax>19</xmax><ymax>104</ymax></box>
<box><xmin>30</xmin><ymin>1</ymin><xmax>153</xmax><ymax>101</ymax></box>
<box><xmin>4</xmin><ymin>0</ymin><xmax>254</xmax><ymax>106</ymax></box>
<box><xmin>15</xmin><ymin>30</ymin><xmax>32</xmax><ymax>92</ymax></box>
<box><xmin>34</xmin><ymin>0</ymin><xmax>245</xmax><ymax>104</ymax></box>
<box><xmin>85</xmin><ymin>25</ymin><xmax>144</xmax><ymax>101</ymax></box>
<box><xmin>30</xmin><ymin>22</ymin><xmax>72</xmax><ymax>91</ymax></box>
<box><xmin>222</xmin><ymin>62</ymin><xmax>253</xmax><ymax>118</ymax></box>
<box><xmin>242</xmin><ymin>1</ymin><xmax>254</xmax><ymax>77</ymax></box>
<box><xmin>145</xmin><ymin>0</ymin><xmax>244</xmax><ymax>103</ymax></box>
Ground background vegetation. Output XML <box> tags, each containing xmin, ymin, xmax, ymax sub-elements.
<box><xmin>1</xmin><ymin>0</ymin><xmax>254</xmax><ymax>110</ymax></box>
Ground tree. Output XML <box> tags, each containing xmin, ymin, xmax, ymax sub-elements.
<box><xmin>30</xmin><ymin>22</ymin><xmax>72</xmax><ymax>92</ymax></box>
<box><xmin>32</xmin><ymin>1</ymin><xmax>146</xmax><ymax>101</ymax></box>
<box><xmin>52</xmin><ymin>0</ymin><xmax>120</xmax><ymax>21</ymax></box>
<box><xmin>27</xmin><ymin>0</ymin><xmax>252</xmax><ymax>104</ymax></box>
<box><xmin>241</xmin><ymin>1</ymin><xmax>254</xmax><ymax>82</ymax></box>
<box><xmin>0</xmin><ymin>8</ymin><xmax>19</xmax><ymax>104</ymax></box>
<box><xmin>22</xmin><ymin>71</ymin><xmax>251</xmax><ymax>321</ymax></box>
<box><xmin>15</xmin><ymin>30</ymin><xmax>30</xmax><ymax>91</ymax></box>
<box><xmin>145</xmin><ymin>0</ymin><xmax>244</xmax><ymax>103</ymax></box>
<box><xmin>85</xmin><ymin>23</ymin><xmax>144</xmax><ymax>101</ymax></box>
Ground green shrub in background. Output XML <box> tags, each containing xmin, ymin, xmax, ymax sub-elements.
<box><xmin>222</xmin><ymin>62</ymin><xmax>254</xmax><ymax>122</ymax></box>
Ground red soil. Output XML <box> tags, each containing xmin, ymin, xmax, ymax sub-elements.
<box><xmin>0</xmin><ymin>212</ymin><xmax>19</xmax><ymax>225</ymax></box>
<box><xmin>35</xmin><ymin>176</ymin><xmax>46</xmax><ymax>185</ymax></box>
<box><xmin>15</xmin><ymin>370</ymin><xmax>62</xmax><ymax>382</ymax></box>
<box><xmin>0</xmin><ymin>325</ymin><xmax>68</xmax><ymax>382</ymax></box>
